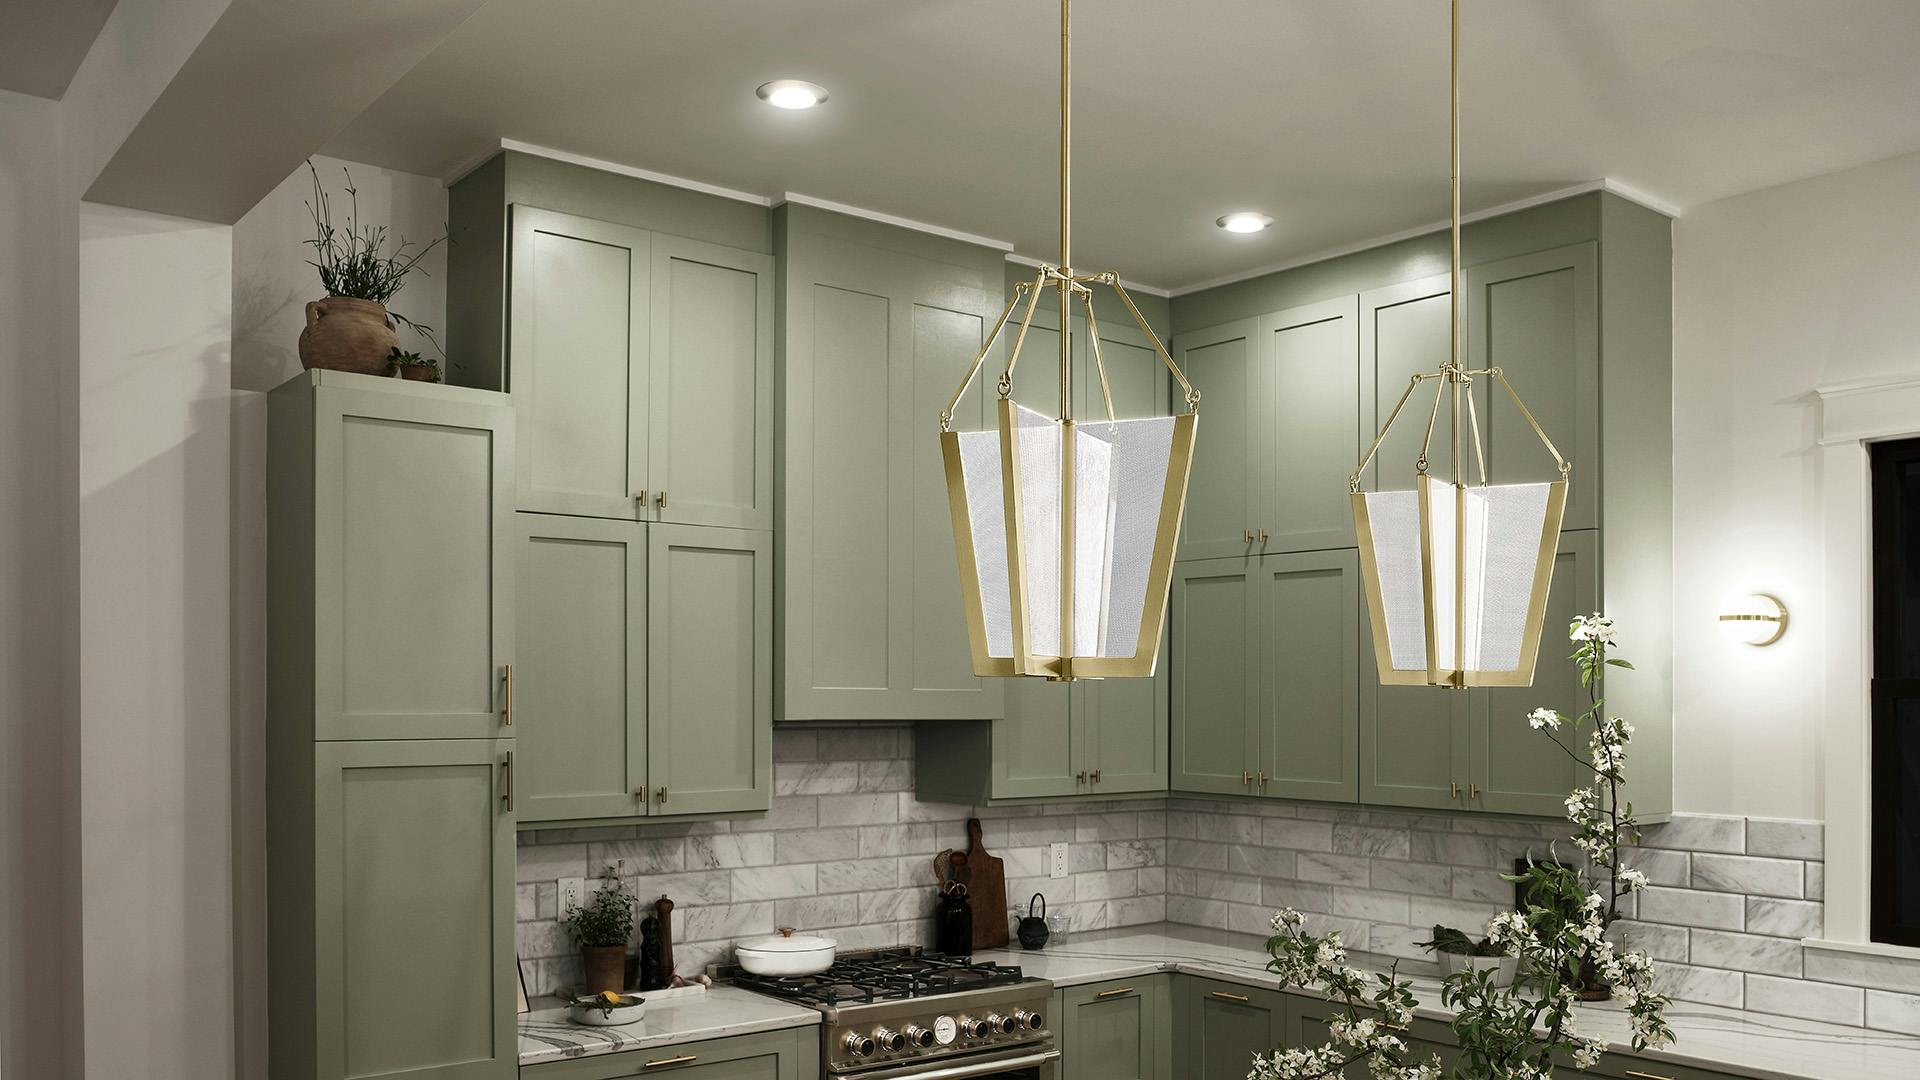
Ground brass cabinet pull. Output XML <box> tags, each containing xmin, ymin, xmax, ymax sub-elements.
<box><xmin>655</xmin><ymin>490</ymin><xmax>668</xmax><ymax>508</ymax></box>
<box><xmin>1623</xmin><ymin>1072</ymin><xmax>1674</xmax><ymax>1080</ymax></box>
<box><xmin>1256</xmin><ymin>529</ymin><xmax>1269</xmax><ymax>544</ymax></box>
<box><xmin>1089</xmin><ymin>769</ymin><xmax>1102</xmax><ymax>783</ymax></box>
<box><xmin>636</xmin><ymin>787</ymin><xmax>648</xmax><ymax>802</ymax></box>
<box><xmin>501</xmin><ymin>664</ymin><xmax>514</xmax><ymax>726</ymax></box>
<box><xmin>1470</xmin><ymin>784</ymin><xmax>1481</xmax><ymax>800</ymax></box>
<box><xmin>643</xmin><ymin>1055</ymin><xmax>697</xmax><ymax>1069</ymax></box>
<box><xmin>1256</xmin><ymin>771</ymin><xmax>1267</xmax><ymax>788</ymax></box>
<box><xmin>1242</xmin><ymin>528</ymin><xmax>1255</xmax><ymax>545</ymax></box>
<box><xmin>1241</xmin><ymin>770</ymin><xmax>1253</xmax><ymax>786</ymax></box>
<box><xmin>634</xmin><ymin>489</ymin><xmax>648</xmax><ymax>505</ymax></box>
<box><xmin>1450</xmin><ymin>781</ymin><xmax>1460</xmax><ymax>799</ymax></box>
<box><xmin>657</xmin><ymin>785</ymin><xmax>668</xmax><ymax>805</ymax></box>
<box><xmin>1210</xmin><ymin>991</ymin><xmax>1250</xmax><ymax>1002</ymax></box>
<box><xmin>1075</xmin><ymin>771</ymin><xmax>1087</xmax><ymax>784</ymax></box>
<box><xmin>501</xmin><ymin>753</ymin><xmax>514</xmax><ymax>812</ymax></box>
<box><xmin>1095</xmin><ymin>986</ymin><xmax>1135</xmax><ymax>998</ymax></box>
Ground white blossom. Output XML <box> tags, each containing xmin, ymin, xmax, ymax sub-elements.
<box><xmin>1618</xmin><ymin>867</ymin><xmax>1648</xmax><ymax>892</ymax></box>
<box><xmin>1528</xmin><ymin>707</ymin><xmax>1564</xmax><ymax>731</ymax></box>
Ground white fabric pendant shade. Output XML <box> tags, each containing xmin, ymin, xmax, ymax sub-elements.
<box><xmin>1353</xmin><ymin>474</ymin><xmax>1567</xmax><ymax>687</ymax></box>
<box><xmin>945</xmin><ymin>397</ymin><xmax>1192</xmax><ymax>679</ymax></box>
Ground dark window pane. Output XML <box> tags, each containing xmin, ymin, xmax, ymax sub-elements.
<box><xmin>1872</xmin><ymin>437</ymin><xmax>1920</xmax><ymax>945</ymax></box>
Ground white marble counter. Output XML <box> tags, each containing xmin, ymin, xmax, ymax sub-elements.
<box><xmin>518</xmin><ymin>986</ymin><xmax>819</xmax><ymax>1066</ymax></box>
<box><xmin>978</xmin><ymin>924</ymin><xmax>1920</xmax><ymax>1080</ymax></box>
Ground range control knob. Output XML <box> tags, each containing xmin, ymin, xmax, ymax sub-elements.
<box><xmin>903</xmin><ymin>1024</ymin><xmax>936</xmax><ymax>1048</ymax></box>
<box><xmin>959</xmin><ymin>1016</ymin><xmax>990</xmax><ymax>1039</ymax></box>
<box><xmin>873</xmin><ymin>1027</ymin><xmax>906</xmax><ymax>1053</ymax></box>
<box><xmin>1013</xmin><ymin>1009</ymin><xmax>1044</xmax><ymax>1031</ymax></box>
<box><xmin>842</xmin><ymin>1031</ymin><xmax>877</xmax><ymax>1058</ymax></box>
<box><xmin>987</xmin><ymin>1013</ymin><xmax>1017</xmax><ymax>1035</ymax></box>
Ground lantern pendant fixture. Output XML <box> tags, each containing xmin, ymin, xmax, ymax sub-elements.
<box><xmin>1349</xmin><ymin>0</ymin><xmax>1572</xmax><ymax>689</ymax></box>
<box><xmin>939</xmin><ymin>0</ymin><xmax>1199</xmax><ymax>682</ymax></box>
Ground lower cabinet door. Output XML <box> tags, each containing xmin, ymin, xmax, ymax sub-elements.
<box><xmin>1170</xmin><ymin>560</ymin><xmax>1258</xmax><ymax>795</ymax></box>
<box><xmin>312</xmin><ymin>739</ymin><xmax>516</xmax><ymax>1080</ymax></box>
<box><xmin>1184</xmin><ymin>978</ymin><xmax>1286</xmax><ymax>1080</ymax></box>
<box><xmin>515</xmin><ymin>514</ymin><xmax>648</xmax><ymax>823</ymax></box>
<box><xmin>1061</xmin><ymin>977</ymin><xmax>1168</xmax><ymax>1080</ymax></box>
<box><xmin>648</xmin><ymin>525</ymin><xmax>773</xmax><ymax>815</ymax></box>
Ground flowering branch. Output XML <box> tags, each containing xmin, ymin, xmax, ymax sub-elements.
<box><xmin>1252</xmin><ymin>614</ymin><xmax>1672</xmax><ymax>1080</ymax></box>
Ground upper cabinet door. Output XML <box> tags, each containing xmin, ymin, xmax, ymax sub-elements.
<box><xmin>1173</xmin><ymin>319</ymin><xmax>1261</xmax><ymax>560</ymax></box>
<box><xmin>308</xmin><ymin>378</ymin><xmax>514</xmax><ymax>741</ymax></box>
<box><xmin>1468</xmin><ymin>242</ymin><xmax>1600</xmax><ymax>530</ymax></box>
<box><xmin>648</xmin><ymin>235</ymin><xmax>775</xmax><ymax>530</ymax></box>
<box><xmin>1257</xmin><ymin>549</ymin><xmax>1359</xmax><ymax>803</ymax></box>
<box><xmin>1359</xmin><ymin>274</ymin><xmax>1452</xmax><ymax>494</ymax></box>
<box><xmin>311</xmin><ymin>739</ymin><xmax>516</xmax><ymax>1080</ymax></box>
<box><xmin>992</xmin><ymin>678</ymin><xmax>1081</xmax><ymax>800</ymax></box>
<box><xmin>509</xmin><ymin>205</ymin><xmax>650</xmax><ymax>520</ymax></box>
<box><xmin>1085</xmin><ymin>643</ymin><xmax>1170</xmax><ymax>796</ymax></box>
<box><xmin>513</xmin><ymin>515</ymin><xmax>647</xmax><ymax>824</ymax></box>
<box><xmin>1169</xmin><ymin>559</ymin><xmax>1258</xmax><ymax>796</ymax></box>
<box><xmin>1470</xmin><ymin>529</ymin><xmax>1599</xmax><ymax>816</ymax></box>
<box><xmin>1260</xmin><ymin>296</ymin><xmax>1361</xmax><ymax>554</ymax></box>
<box><xmin>648</xmin><ymin>525</ymin><xmax>772</xmax><ymax>815</ymax></box>
<box><xmin>1359</xmin><ymin>619</ymin><xmax>1470</xmax><ymax>812</ymax></box>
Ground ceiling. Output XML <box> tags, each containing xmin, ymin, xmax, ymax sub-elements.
<box><xmin>0</xmin><ymin>0</ymin><xmax>119</xmax><ymax>99</ymax></box>
<box><xmin>324</xmin><ymin>0</ymin><xmax>1920</xmax><ymax>292</ymax></box>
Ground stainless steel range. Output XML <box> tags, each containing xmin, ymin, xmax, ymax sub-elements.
<box><xmin>735</xmin><ymin>950</ymin><xmax>1057</xmax><ymax>1079</ymax></box>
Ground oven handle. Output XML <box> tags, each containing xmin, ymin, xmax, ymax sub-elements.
<box><xmin>849</xmin><ymin>1048</ymin><xmax>1060</xmax><ymax>1080</ymax></box>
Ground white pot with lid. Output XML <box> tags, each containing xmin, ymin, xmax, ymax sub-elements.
<box><xmin>736</xmin><ymin>927</ymin><xmax>837</xmax><ymax>976</ymax></box>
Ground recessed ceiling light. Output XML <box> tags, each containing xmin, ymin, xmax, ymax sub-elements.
<box><xmin>1215</xmin><ymin>212</ymin><xmax>1274</xmax><ymax>234</ymax></box>
<box><xmin>756</xmin><ymin>80</ymin><xmax>829</xmax><ymax>110</ymax></box>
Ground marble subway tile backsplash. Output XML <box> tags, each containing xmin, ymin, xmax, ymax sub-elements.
<box><xmin>513</xmin><ymin>724</ymin><xmax>1167</xmax><ymax>995</ymax></box>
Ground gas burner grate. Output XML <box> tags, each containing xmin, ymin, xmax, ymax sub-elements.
<box><xmin>734</xmin><ymin>948</ymin><xmax>1030</xmax><ymax>1006</ymax></box>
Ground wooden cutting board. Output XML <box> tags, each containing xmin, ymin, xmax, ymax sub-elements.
<box><xmin>963</xmin><ymin>818</ymin><xmax>1008</xmax><ymax>950</ymax></box>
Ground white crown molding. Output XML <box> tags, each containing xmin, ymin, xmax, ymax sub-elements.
<box><xmin>487</xmin><ymin>139</ymin><xmax>774</xmax><ymax>206</ymax></box>
<box><xmin>1165</xmin><ymin>178</ymin><xmax>1684</xmax><ymax>298</ymax></box>
<box><xmin>1003</xmin><ymin>253</ymin><xmax>1172</xmax><ymax>299</ymax></box>
<box><xmin>779</xmin><ymin>192</ymin><xmax>1014</xmax><ymax>252</ymax></box>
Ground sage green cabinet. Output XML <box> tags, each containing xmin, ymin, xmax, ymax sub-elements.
<box><xmin>1358</xmin><ymin>274</ymin><xmax>1451</xmax><ymax>495</ymax></box>
<box><xmin>508</xmin><ymin>206</ymin><xmax>774</xmax><ymax>528</ymax></box>
<box><xmin>1060</xmin><ymin>976</ymin><xmax>1170</xmax><ymax>1080</ymax></box>
<box><xmin>1174</xmin><ymin>320</ymin><xmax>1258</xmax><ymax>560</ymax></box>
<box><xmin>514</xmin><ymin>517</ymin><xmax>771</xmax><ymax>824</ymax></box>
<box><xmin>648</xmin><ymin>524</ymin><xmax>773</xmax><ymax>815</ymax></box>
<box><xmin>517</xmin><ymin>1027</ymin><xmax>818</xmax><ymax>1080</ymax></box>
<box><xmin>514</xmin><ymin>515</ymin><xmax>647</xmax><ymax>822</ymax></box>
<box><xmin>270</xmin><ymin>739</ymin><xmax>517</xmax><ymax>1080</ymax></box>
<box><xmin>1171</xmin><ymin>551</ymin><xmax>1359</xmax><ymax>802</ymax></box>
<box><xmin>776</xmin><ymin>205</ymin><xmax>1005</xmax><ymax>721</ymax></box>
<box><xmin>269</xmin><ymin>371</ymin><xmax>514</xmax><ymax>743</ymax></box>
<box><xmin>1180</xmin><ymin>977</ymin><xmax>1288</xmax><ymax>1080</ymax></box>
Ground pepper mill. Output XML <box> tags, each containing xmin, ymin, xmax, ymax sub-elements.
<box><xmin>654</xmin><ymin>895</ymin><xmax>676</xmax><ymax>985</ymax></box>
<box><xmin>638</xmin><ymin>915</ymin><xmax>662</xmax><ymax>991</ymax></box>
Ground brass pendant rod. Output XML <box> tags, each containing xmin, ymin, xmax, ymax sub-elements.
<box><xmin>1448</xmin><ymin>0</ymin><xmax>1462</xmax><ymax>375</ymax></box>
<box><xmin>1081</xmin><ymin>289</ymin><xmax>1118</xmax><ymax>428</ymax></box>
<box><xmin>1057</xmin><ymin>0</ymin><xmax>1073</xmax><ymax>425</ymax></box>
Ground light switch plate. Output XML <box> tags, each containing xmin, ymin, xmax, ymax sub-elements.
<box><xmin>1048</xmin><ymin>843</ymin><xmax>1069</xmax><ymax>879</ymax></box>
<box><xmin>558</xmin><ymin>876</ymin><xmax>586</xmax><ymax>913</ymax></box>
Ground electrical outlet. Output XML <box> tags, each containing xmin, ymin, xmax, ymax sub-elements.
<box><xmin>558</xmin><ymin>876</ymin><xmax>586</xmax><ymax>913</ymax></box>
<box><xmin>1048</xmin><ymin>842</ymin><xmax>1069</xmax><ymax>879</ymax></box>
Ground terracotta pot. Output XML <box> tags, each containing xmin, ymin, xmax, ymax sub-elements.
<box><xmin>298</xmin><ymin>297</ymin><xmax>397</xmax><ymax>375</ymax></box>
<box><xmin>394</xmin><ymin>364</ymin><xmax>436</xmax><ymax>382</ymax></box>
<box><xmin>580</xmin><ymin>945</ymin><xmax>628</xmax><ymax>995</ymax></box>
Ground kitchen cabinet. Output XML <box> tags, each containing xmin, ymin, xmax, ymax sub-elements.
<box><xmin>776</xmin><ymin>204</ymin><xmax>1007</xmax><ymax>721</ymax></box>
<box><xmin>269</xmin><ymin>371</ymin><xmax>514</xmax><ymax>742</ymax></box>
<box><xmin>514</xmin><ymin>515</ymin><xmax>771</xmax><ymax>825</ymax></box>
<box><xmin>1173</xmin><ymin>319</ymin><xmax>1257</xmax><ymax>561</ymax></box>
<box><xmin>507</xmin><ymin>205</ymin><xmax>773</xmax><ymax>528</ymax></box>
<box><xmin>1179</xmin><ymin>977</ymin><xmax>1288</xmax><ymax>1080</ymax></box>
<box><xmin>1170</xmin><ymin>550</ymin><xmax>1359</xmax><ymax>802</ymax></box>
<box><xmin>1060</xmin><ymin>976</ymin><xmax>1171</xmax><ymax>1080</ymax></box>
<box><xmin>1359</xmin><ymin>529</ymin><xmax>1598</xmax><ymax>814</ymax></box>
<box><xmin>517</xmin><ymin>1027</ymin><xmax>819</xmax><ymax>1080</ymax></box>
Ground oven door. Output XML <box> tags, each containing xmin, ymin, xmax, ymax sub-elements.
<box><xmin>845</xmin><ymin>1044</ymin><xmax>1059</xmax><ymax>1080</ymax></box>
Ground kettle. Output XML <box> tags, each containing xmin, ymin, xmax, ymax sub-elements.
<box><xmin>1017</xmin><ymin>892</ymin><xmax>1050</xmax><ymax>950</ymax></box>
<box><xmin>934</xmin><ymin>881</ymin><xmax>973</xmax><ymax>956</ymax></box>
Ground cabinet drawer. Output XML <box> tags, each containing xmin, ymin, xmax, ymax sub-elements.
<box><xmin>519</xmin><ymin>1027</ymin><xmax>815</xmax><ymax>1080</ymax></box>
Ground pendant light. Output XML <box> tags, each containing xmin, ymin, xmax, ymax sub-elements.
<box><xmin>1349</xmin><ymin>0</ymin><xmax>1571</xmax><ymax>688</ymax></box>
<box><xmin>939</xmin><ymin>0</ymin><xmax>1199</xmax><ymax>682</ymax></box>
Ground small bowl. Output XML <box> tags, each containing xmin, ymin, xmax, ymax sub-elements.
<box><xmin>567</xmin><ymin>995</ymin><xmax>647</xmax><ymax>1027</ymax></box>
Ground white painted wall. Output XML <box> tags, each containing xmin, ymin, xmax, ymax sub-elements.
<box><xmin>1672</xmin><ymin>147</ymin><xmax>1920</xmax><ymax>819</ymax></box>
<box><xmin>76</xmin><ymin>202</ymin><xmax>233</xmax><ymax>1078</ymax></box>
<box><xmin>0</xmin><ymin>86</ymin><xmax>73</xmax><ymax>1080</ymax></box>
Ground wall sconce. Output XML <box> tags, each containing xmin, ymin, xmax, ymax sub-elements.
<box><xmin>1719</xmin><ymin>593</ymin><xmax>1788</xmax><ymax>646</ymax></box>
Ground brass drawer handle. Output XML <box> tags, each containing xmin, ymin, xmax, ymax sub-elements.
<box><xmin>1076</xmin><ymin>771</ymin><xmax>1087</xmax><ymax>784</ymax></box>
<box><xmin>1242</xmin><ymin>528</ymin><xmax>1254</xmax><ymax>545</ymax></box>
<box><xmin>1089</xmin><ymin>769</ymin><xmax>1102</xmax><ymax>783</ymax></box>
<box><xmin>1624</xmin><ymin>1072</ymin><xmax>1674</xmax><ymax>1080</ymax></box>
<box><xmin>1256</xmin><ymin>771</ymin><xmax>1267</xmax><ymax>788</ymax></box>
<box><xmin>1256</xmin><ymin>529</ymin><xmax>1269</xmax><ymax>544</ymax></box>
<box><xmin>1241</xmin><ymin>770</ymin><xmax>1253</xmax><ymax>786</ymax></box>
<box><xmin>1095</xmin><ymin>986</ymin><xmax>1135</xmax><ymax>998</ymax></box>
<box><xmin>643</xmin><ymin>1055</ymin><xmax>697</xmax><ymax>1069</ymax></box>
<box><xmin>634</xmin><ymin>489</ymin><xmax>648</xmax><ymax>505</ymax></box>
<box><xmin>1470</xmin><ymin>783</ymin><xmax>1481</xmax><ymax>800</ymax></box>
<box><xmin>1210</xmin><ymin>991</ymin><xmax>1250</xmax><ymax>1002</ymax></box>
<box><xmin>501</xmin><ymin>664</ymin><xmax>514</xmax><ymax>726</ymax></box>
<box><xmin>500</xmin><ymin>752</ymin><xmax>514</xmax><ymax>812</ymax></box>
<box><xmin>658</xmin><ymin>785</ymin><xmax>668</xmax><ymax>805</ymax></box>
<box><xmin>655</xmin><ymin>490</ymin><xmax>668</xmax><ymax>509</ymax></box>
<box><xmin>1450</xmin><ymin>781</ymin><xmax>1460</xmax><ymax>799</ymax></box>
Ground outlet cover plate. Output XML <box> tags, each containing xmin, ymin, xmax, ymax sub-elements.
<box><xmin>558</xmin><ymin>876</ymin><xmax>586</xmax><ymax>913</ymax></box>
<box><xmin>1048</xmin><ymin>843</ymin><xmax>1069</xmax><ymax>879</ymax></box>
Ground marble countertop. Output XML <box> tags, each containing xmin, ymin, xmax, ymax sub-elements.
<box><xmin>976</xmin><ymin>924</ymin><xmax>1920</xmax><ymax>1080</ymax></box>
<box><xmin>517</xmin><ymin>986</ymin><xmax>819</xmax><ymax>1066</ymax></box>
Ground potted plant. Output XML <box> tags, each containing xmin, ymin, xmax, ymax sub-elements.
<box><xmin>297</xmin><ymin>161</ymin><xmax>445</xmax><ymax>375</ymax></box>
<box><xmin>387</xmin><ymin>347</ymin><xmax>441</xmax><ymax>383</ymax></box>
<box><xmin>1417</xmin><ymin>925</ymin><xmax>1517</xmax><ymax>988</ymax></box>
<box><xmin>563</xmin><ymin>866</ymin><xmax>636</xmax><ymax>995</ymax></box>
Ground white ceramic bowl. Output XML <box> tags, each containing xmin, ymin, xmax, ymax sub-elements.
<box><xmin>736</xmin><ymin>927</ymin><xmax>836</xmax><ymax>976</ymax></box>
<box><xmin>567</xmin><ymin>995</ymin><xmax>647</xmax><ymax>1027</ymax></box>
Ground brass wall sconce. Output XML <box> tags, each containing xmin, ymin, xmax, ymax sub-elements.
<box><xmin>1719</xmin><ymin>594</ymin><xmax>1788</xmax><ymax>646</ymax></box>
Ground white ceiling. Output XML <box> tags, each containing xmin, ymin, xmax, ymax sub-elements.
<box><xmin>323</xmin><ymin>0</ymin><xmax>1920</xmax><ymax>292</ymax></box>
<box><xmin>0</xmin><ymin>0</ymin><xmax>119</xmax><ymax>99</ymax></box>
